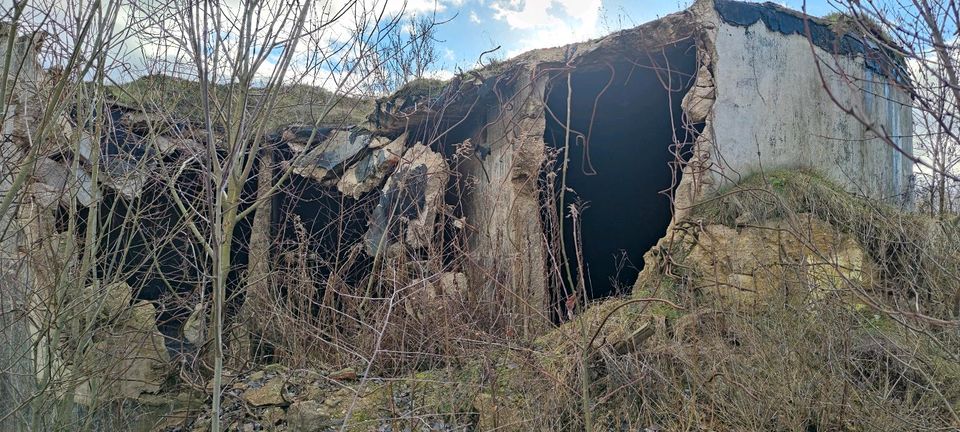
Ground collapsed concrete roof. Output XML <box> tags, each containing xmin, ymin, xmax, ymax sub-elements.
<box><xmin>1</xmin><ymin>0</ymin><xmax>915</xmax><ymax>340</ymax></box>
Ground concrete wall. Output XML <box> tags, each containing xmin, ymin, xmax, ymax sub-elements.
<box><xmin>700</xmin><ymin>3</ymin><xmax>913</xmax><ymax>203</ymax></box>
<box><xmin>0</xmin><ymin>29</ymin><xmax>45</xmax><ymax>430</ymax></box>
<box><xmin>457</xmin><ymin>70</ymin><xmax>550</xmax><ymax>333</ymax></box>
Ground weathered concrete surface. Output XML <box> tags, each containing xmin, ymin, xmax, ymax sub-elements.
<box><xmin>681</xmin><ymin>0</ymin><xmax>914</xmax><ymax>211</ymax></box>
<box><xmin>456</xmin><ymin>70</ymin><xmax>551</xmax><ymax>334</ymax></box>
<box><xmin>33</xmin><ymin>157</ymin><xmax>98</xmax><ymax>207</ymax></box>
<box><xmin>337</xmin><ymin>132</ymin><xmax>408</xmax><ymax>198</ymax></box>
<box><xmin>90</xmin><ymin>300</ymin><xmax>171</xmax><ymax>400</ymax></box>
<box><xmin>0</xmin><ymin>7</ymin><xmax>921</xmax><ymax>421</ymax></box>
<box><xmin>686</xmin><ymin>216</ymin><xmax>871</xmax><ymax>306</ymax></box>
<box><xmin>435</xmin><ymin>0</ymin><xmax>912</xmax><ymax>319</ymax></box>
<box><xmin>1</xmin><ymin>27</ymin><xmax>194</xmax><ymax>415</ymax></box>
<box><xmin>364</xmin><ymin>142</ymin><xmax>448</xmax><ymax>255</ymax></box>
<box><xmin>291</xmin><ymin>128</ymin><xmax>372</xmax><ymax>182</ymax></box>
<box><xmin>0</xmin><ymin>27</ymin><xmax>47</xmax><ymax>430</ymax></box>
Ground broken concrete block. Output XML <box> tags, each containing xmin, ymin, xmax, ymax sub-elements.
<box><xmin>74</xmin><ymin>134</ymin><xmax>97</xmax><ymax>163</ymax></box>
<box><xmin>367</xmin><ymin>135</ymin><xmax>392</xmax><ymax>149</ymax></box>
<box><xmin>150</xmin><ymin>135</ymin><xmax>201</xmax><ymax>156</ymax></box>
<box><xmin>33</xmin><ymin>157</ymin><xmax>98</xmax><ymax>207</ymax></box>
<box><xmin>73</xmin><ymin>126</ymin><xmax>152</xmax><ymax>199</ymax></box>
<box><xmin>328</xmin><ymin>367</ymin><xmax>357</xmax><ymax>381</ymax></box>
<box><xmin>94</xmin><ymin>300</ymin><xmax>170</xmax><ymax>400</ymax></box>
<box><xmin>682</xmin><ymin>84</ymin><xmax>715</xmax><ymax>122</ymax></box>
<box><xmin>336</xmin><ymin>132</ymin><xmax>407</xmax><ymax>198</ymax></box>
<box><xmin>102</xmin><ymin>159</ymin><xmax>150</xmax><ymax>199</ymax></box>
<box><xmin>83</xmin><ymin>281</ymin><xmax>132</xmax><ymax>321</ymax></box>
<box><xmin>369</xmin><ymin>78</ymin><xmax>448</xmax><ymax>129</ymax></box>
<box><xmin>182</xmin><ymin>302</ymin><xmax>206</xmax><ymax>346</ymax></box>
<box><xmin>694</xmin><ymin>64</ymin><xmax>712</xmax><ymax>84</ymax></box>
<box><xmin>241</xmin><ymin>377</ymin><xmax>287</xmax><ymax>406</ymax></box>
<box><xmin>439</xmin><ymin>272</ymin><xmax>468</xmax><ymax>298</ymax></box>
<box><xmin>287</xmin><ymin>400</ymin><xmax>333</xmax><ymax>430</ymax></box>
<box><xmin>281</xmin><ymin>125</ymin><xmax>335</xmax><ymax>146</ymax></box>
<box><xmin>292</xmin><ymin>128</ymin><xmax>371</xmax><ymax>182</ymax></box>
<box><xmin>364</xmin><ymin>143</ymin><xmax>448</xmax><ymax>255</ymax></box>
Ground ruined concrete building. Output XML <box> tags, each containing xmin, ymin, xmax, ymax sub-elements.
<box><xmin>369</xmin><ymin>0</ymin><xmax>913</xmax><ymax>324</ymax></box>
<box><xmin>1</xmin><ymin>0</ymin><xmax>913</xmax><ymax>389</ymax></box>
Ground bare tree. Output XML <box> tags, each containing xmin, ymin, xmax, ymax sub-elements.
<box><xmin>1</xmin><ymin>0</ymin><xmax>437</xmax><ymax>430</ymax></box>
<box><xmin>349</xmin><ymin>12</ymin><xmax>442</xmax><ymax>95</ymax></box>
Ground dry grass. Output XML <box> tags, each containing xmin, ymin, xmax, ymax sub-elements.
<box><xmin>240</xmin><ymin>170</ymin><xmax>960</xmax><ymax>431</ymax></box>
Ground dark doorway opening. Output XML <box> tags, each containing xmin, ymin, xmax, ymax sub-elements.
<box><xmin>543</xmin><ymin>41</ymin><xmax>698</xmax><ymax>307</ymax></box>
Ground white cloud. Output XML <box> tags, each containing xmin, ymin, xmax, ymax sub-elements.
<box><xmin>469</xmin><ymin>10</ymin><xmax>482</xmax><ymax>23</ymax></box>
<box><xmin>489</xmin><ymin>0</ymin><xmax>603</xmax><ymax>57</ymax></box>
<box><xmin>426</xmin><ymin>69</ymin><xmax>456</xmax><ymax>81</ymax></box>
<box><xmin>405</xmin><ymin>0</ymin><xmax>447</xmax><ymax>15</ymax></box>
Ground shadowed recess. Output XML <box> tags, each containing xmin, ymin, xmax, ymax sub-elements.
<box><xmin>544</xmin><ymin>41</ymin><xmax>698</xmax><ymax>304</ymax></box>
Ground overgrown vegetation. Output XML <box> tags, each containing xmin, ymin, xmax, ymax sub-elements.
<box><xmin>823</xmin><ymin>12</ymin><xmax>896</xmax><ymax>48</ymax></box>
<box><xmin>171</xmin><ymin>171</ymin><xmax>960</xmax><ymax>430</ymax></box>
<box><xmin>461</xmin><ymin>171</ymin><xmax>960</xmax><ymax>430</ymax></box>
<box><xmin>4</xmin><ymin>0</ymin><xmax>960</xmax><ymax>430</ymax></box>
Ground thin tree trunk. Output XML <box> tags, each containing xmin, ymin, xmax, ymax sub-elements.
<box><xmin>211</xmin><ymin>185</ymin><xmax>239</xmax><ymax>432</ymax></box>
<box><xmin>939</xmin><ymin>169</ymin><xmax>947</xmax><ymax>216</ymax></box>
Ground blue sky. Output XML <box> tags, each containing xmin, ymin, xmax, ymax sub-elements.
<box><xmin>421</xmin><ymin>0</ymin><xmax>838</xmax><ymax>73</ymax></box>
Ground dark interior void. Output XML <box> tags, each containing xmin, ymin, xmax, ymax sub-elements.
<box><xmin>54</xmin><ymin>103</ymin><xmax>266</xmax><ymax>357</ymax></box>
<box><xmin>67</xmin><ymin>154</ymin><xmax>258</xmax><ymax>357</ymax></box>
<box><xmin>64</xmin><ymin>146</ymin><xmax>375</xmax><ymax>358</ymax></box>
<box><xmin>543</xmin><ymin>41</ymin><xmax>698</xmax><ymax>306</ymax></box>
<box><xmin>273</xmin><ymin>173</ymin><xmax>376</xmax><ymax>289</ymax></box>
<box><xmin>60</xmin><ymin>105</ymin><xmax>442</xmax><ymax>358</ymax></box>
